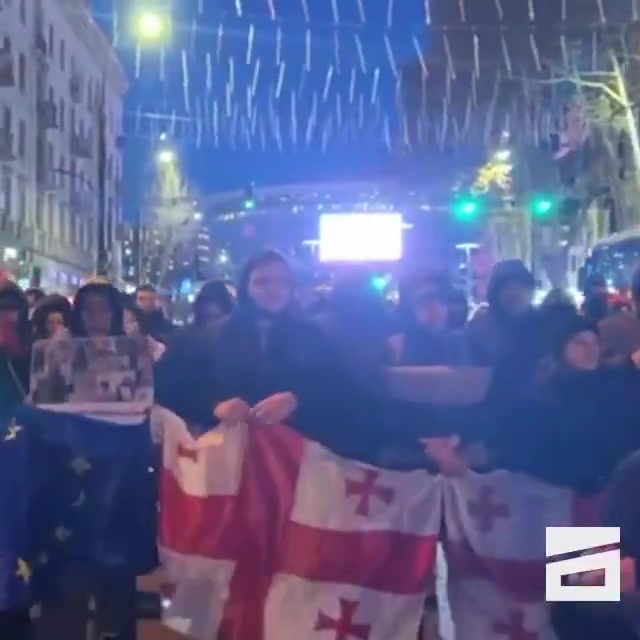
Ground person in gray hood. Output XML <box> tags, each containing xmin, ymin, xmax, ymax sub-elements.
<box><xmin>465</xmin><ymin>259</ymin><xmax>546</xmax><ymax>392</ymax></box>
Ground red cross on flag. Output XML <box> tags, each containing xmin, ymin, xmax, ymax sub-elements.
<box><xmin>158</xmin><ymin>414</ymin><xmax>441</xmax><ymax>640</ymax></box>
<box><xmin>441</xmin><ymin>470</ymin><xmax>601</xmax><ymax>639</ymax></box>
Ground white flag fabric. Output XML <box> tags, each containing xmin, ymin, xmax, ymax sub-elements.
<box><xmin>158</xmin><ymin>416</ymin><xmax>442</xmax><ymax>640</ymax></box>
<box><xmin>442</xmin><ymin>470</ymin><xmax>601</xmax><ymax>640</ymax></box>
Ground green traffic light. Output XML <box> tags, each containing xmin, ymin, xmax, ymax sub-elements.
<box><xmin>371</xmin><ymin>276</ymin><xmax>387</xmax><ymax>291</ymax></box>
<box><xmin>243</xmin><ymin>199</ymin><xmax>256</xmax><ymax>210</ymax></box>
<box><xmin>531</xmin><ymin>197</ymin><xmax>554</xmax><ymax>217</ymax></box>
<box><xmin>453</xmin><ymin>197</ymin><xmax>480</xmax><ymax>221</ymax></box>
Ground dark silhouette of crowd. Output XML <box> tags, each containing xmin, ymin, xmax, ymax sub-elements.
<box><xmin>3</xmin><ymin>253</ymin><xmax>640</xmax><ymax>638</ymax></box>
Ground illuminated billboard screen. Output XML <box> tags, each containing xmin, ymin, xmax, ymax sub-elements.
<box><xmin>318</xmin><ymin>213</ymin><xmax>403</xmax><ymax>262</ymax></box>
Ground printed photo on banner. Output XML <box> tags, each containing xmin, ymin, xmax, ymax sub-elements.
<box><xmin>29</xmin><ymin>336</ymin><xmax>154</xmax><ymax>415</ymax></box>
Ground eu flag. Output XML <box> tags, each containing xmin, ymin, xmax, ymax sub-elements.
<box><xmin>0</xmin><ymin>405</ymin><xmax>157</xmax><ymax>611</ymax></box>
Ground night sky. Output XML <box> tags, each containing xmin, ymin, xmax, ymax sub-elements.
<box><xmin>90</xmin><ymin>0</ymin><xmax>430</xmax><ymax>219</ymax></box>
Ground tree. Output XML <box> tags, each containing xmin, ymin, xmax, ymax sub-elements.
<box><xmin>144</xmin><ymin>154</ymin><xmax>201</xmax><ymax>292</ymax></box>
<box><xmin>400</xmin><ymin>0</ymin><xmax>640</xmax><ymax>287</ymax></box>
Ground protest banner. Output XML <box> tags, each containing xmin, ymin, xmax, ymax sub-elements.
<box><xmin>29</xmin><ymin>336</ymin><xmax>153</xmax><ymax>418</ymax></box>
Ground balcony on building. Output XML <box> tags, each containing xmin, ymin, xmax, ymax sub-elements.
<box><xmin>0</xmin><ymin>129</ymin><xmax>15</xmax><ymax>162</ymax></box>
<box><xmin>37</xmin><ymin>164</ymin><xmax>63</xmax><ymax>193</ymax></box>
<box><xmin>69</xmin><ymin>188</ymin><xmax>94</xmax><ymax>214</ymax></box>
<box><xmin>70</xmin><ymin>72</ymin><xmax>84</xmax><ymax>105</ymax></box>
<box><xmin>33</xmin><ymin>31</ymin><xmax>48</xmax><ymax>62</ymax></box>
<box><xmin>0</xmin><ymin>44</ymin><xmax>15</xmax><ymax>88</ymax></box>
<box><xmin>71</xmin><ymin>131</ymin><xmax>92</xmax><ymax>159</ymax></box>
<box><xmin>37</xmin><ymin>99</ymin><xmax>58</xmax><ymax>130</ymax></box>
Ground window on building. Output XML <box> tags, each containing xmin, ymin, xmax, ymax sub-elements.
<box><xmin>87</xmin><ymin>81</ymin><xmax>93</xmax><ymax>111</ymax></box>
<box><xmin>86</xmin><ymin>217</ymin><xmax>93</xmax><ymax>252</ymax></box>
<box><xmin>59</xmin><ymin>203</ymin><xmax>67</xmax><ymax>244</ymax></box>
<box><xmin>47</xmin><ymin>141</ymin><xmax>54</xmax><ymax>171</ymax></box>
<box><xmin>0</xmin><ymin>167</ymin><xmax>11</xmax><ymax>220</ymax></box>
<box><xmin>19</xmin><ymin>0</ymin><xmax>26</xmax><ymax>24</ymax></box>
<box><xmin>58</xmin><ymin>155</ymin><xmax>65</xmax><ymax>188</ymax></box>
<box><xmin>47</xmin><ymin>193</ymin><xmax>55</xmax><ymax>237</ymax></box>
<box><xmin>47</xmin><ymin>86</ymin><xmax>54</xmax><ymax>104</ymax></box>
<box><xmin>35</xmin><ymin>193</ymin><xmax>44</xmax><ymax>229</ymax></box>
<box><xmin>60</xmin><ymin>39</ymin><xmax>65</xmax><ymax>71</ymax></box>
<box><xmin>70</xmin><ymin>107</ymin><xmax>75</xmax><ymax>134</ymax></box>
<box><xmin>78</xmin><ymin>218</ymin><xmax>85</xmax><ymax>250</ymax></box>
<box><xmin>1</xmin><ymin>104</ymin><xmax>11</xmax><ymax>136</ymax></box>
<box><xmin>17</xmin><ymin>176</ymin><xmax>27</xmax><ymax>227</ymax></box>
<box><xmin>70</xmin><ymin>210</ymin><xmax>77</xmax><ymax>244</ymax></box>
<box><xmin>107</xmin><ymin>196</ymin><xmax>114</xmax><ymax>249</ymax></box>
<box><xmin>18</xmin><ymin>54</ymin><xmax>26</xmax><ymax>92</ymax></box>
<box><xmin>70</xmin><ymin>159</ymin><xmax>77</xmax><ymax>189</ymax></box>
<box><xmin>58</xmin><ymin>97</ymin><xmax>65</xmax><ymax>131</ymax></box>
<box><xmin>48</xmin><ymin>25</ymin><xmax>54</xmax><ymax>57</ymax></box>
<box><xmin>18</xmin><ymin>120</ymin><xmax>26</xmax><ymax>158</ymax></box>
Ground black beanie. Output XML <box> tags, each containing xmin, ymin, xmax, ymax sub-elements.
<box><xmin>552</xmin><ymin>314</ymin><xmax>599</xmax><ymax>360</ymax></box>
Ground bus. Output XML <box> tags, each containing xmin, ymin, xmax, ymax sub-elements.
<box><xmin>580</xmin><ymin>226</ymin><xmax>640</xmax><ymax>293</ymax></box>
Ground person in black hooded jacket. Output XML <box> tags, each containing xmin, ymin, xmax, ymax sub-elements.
<box><xmin>466</xmin><ymin>259</ymin><xmax>546</xmax><ymax>396</ymax></box>
<box><xmin>475</xmin><ymin>315</ymin><xmax>640</xmax><ymax>495</ymax></box>
<box><xmin>156</xmin><ymin>251</ymin><xmax>453</xmax><ymax>468</ymax></box>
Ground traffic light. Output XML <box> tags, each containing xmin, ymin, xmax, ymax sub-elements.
<box><xmin>243</xmin><ymin>183</ymin><xmax>256</xmax><ymax>210</ymax></box>
<box><xmin>452</xmin><ymin>195</ymin><xmax>481</xmax><ymax>221</ymax></box>
<box><xmin>370</xmin><ymin>276</ymin><xmax>387</xmax><ymax>292</ymax></box>
<box><xmin>529</xmin><ymin>195</ymin><xmax>555</xmax><ymax>218</ymax></box>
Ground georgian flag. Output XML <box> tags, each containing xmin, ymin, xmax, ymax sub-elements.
<box><xmin>158</xmin><ymin>416</ymin><xmax>442</xmax><ymax>640</ymax></box>
<box><xmin>442</xmin><ymin>470</ymin><xmax>600</xmax><ymax>640</ymax></box>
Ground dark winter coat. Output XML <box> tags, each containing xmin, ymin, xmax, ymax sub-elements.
<box><xmin>466</xmin><ymin>260</ymin><xmax>546</xmax><ymax>394</ymax></box>
<box><xmin>487</xmin><ymin>364</ymin><xmax>640</xmax><ymax>494</ymax></box>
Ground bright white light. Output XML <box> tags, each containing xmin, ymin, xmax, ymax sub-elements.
<box><xmin>494</xmin><ymin>149</ymin><xmax>511</xmax><ymax>162</ymax></box>
<box><xmin>4</xmin><ymin>247</ymin><xmax>18</xmax><ymax>260</ymax></box>
<box><xmin>157</xmin><ymin>149</ymin><xmax>175</xmax><ymax>164</ymax></box>
<box><xmin>218</xmin><ymin>252</ymin><xmax>229</xmax><ymax>264</ymax></box>
<box><xmin>318</xmin><ymin>213</ymin><xmax>403</xmax><ymax>263</ymax></box>
<box><xmin>136</xmin><ymin>12</ymin><xmax>167</xmax><ymax>41</ymax></box>
<box><xmin>193</xmin><ymin>212</ymin><xmax>203</xmax><ymax>221</ymax></box>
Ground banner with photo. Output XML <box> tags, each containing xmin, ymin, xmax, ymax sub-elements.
<box><xmin>29</xmin><ymin>336</ymin><xmax>153</xmax><ymax>419</ymax></box>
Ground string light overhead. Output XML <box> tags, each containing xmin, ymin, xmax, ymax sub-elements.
<box><xmin>97</xmin><ymin>0</ymin><xmax>638</xmax><ymax>154</ymax></box>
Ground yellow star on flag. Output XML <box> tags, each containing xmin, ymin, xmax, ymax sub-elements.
<box><xmin>4</xmin><ymin>421</ymin><xmax>22</xmax><ymax>442</ymax></box>
<box><xmin>54</xmin><ymin>525</ymin><xmax>72</xmax><ymax>543</ymax></box>
<box><xmin>15</xmin><ymin>559</ymin><xmax>31</xmax><ymax>584</ymax></box>
<box><xmin>69</xmin><ymin>457</ymin><xmax>91</xmax><ymax>476</ymax></box>
<box><xmin>71</xmin><ymin>491</ymin><xmax>86</xmax><ymax>508</ymax></box>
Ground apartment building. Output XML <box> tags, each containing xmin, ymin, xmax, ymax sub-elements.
<box><xmin>0</xmin><ymin>0</ymin><xmax>126</xmax><ymax>292</ymax></box>
<box><xmin>121</xmin><ymin>218</ymin><xmax>215</xmax><ymax>291</ymax></box>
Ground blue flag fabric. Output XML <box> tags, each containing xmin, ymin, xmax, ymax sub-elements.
<box><xmin>0</xmin><ymin>405</ymin><xmax>157</xmax><ymax>611</ymax></box>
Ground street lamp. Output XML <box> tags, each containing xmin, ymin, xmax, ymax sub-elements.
<box><xmin>494</xmin><ymin>149</ymin><xmax>511</xmax><ymax>162</ymax></box>
<box><xmin>156</xmin><ymin>149</ymin><xmax>175</xmax><ymax>165</ymax></box>
<box><xmin>134</xmin><ymin>10</ymin><xmax>170</xmax><ymax>44</ymax></box>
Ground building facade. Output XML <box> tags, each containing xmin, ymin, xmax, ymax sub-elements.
<box><xmin>121</xmin><ymin>219</ymin><xmax>215</xmax><ymax>293</ymax></box>
<box><xmin>0</xmin><ymin>0</ymin><xmax>126</xmax><ymax>293</ymax></box>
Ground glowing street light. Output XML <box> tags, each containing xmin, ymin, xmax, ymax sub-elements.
<box><xmin>494</xmin><ymin>149</ymin><xmax>511</xmax><ymax>162</ymax></box>
<box><xmin>156</xmin><ymin>149</ymin><xmax>175</xmax><ymax>164</ymax></box>
<box><xmin>134</xmin><ymin>10</ymin><xmax>170</xmax><ymax>43</ymax></box>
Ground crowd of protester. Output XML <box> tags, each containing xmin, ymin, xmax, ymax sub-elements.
<box><xmin>4</xmin><ymin>250</ymin><xmax>640</xmax><ymax>637</ymax></box>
